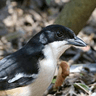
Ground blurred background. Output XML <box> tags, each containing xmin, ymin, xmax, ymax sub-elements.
<box><xmin>0</xmin><ymin>0</ymin><xmax>96</xmax><ymax>96</ymax></box>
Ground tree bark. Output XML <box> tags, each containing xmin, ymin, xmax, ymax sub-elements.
<box><xmin>55</xmin><ymin>0</ymin><xmax>96</xmax><ymax>35</ymax></box>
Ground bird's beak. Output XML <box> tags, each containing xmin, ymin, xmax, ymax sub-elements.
<box><xmin>67</xmin><ymin>37</ymin><xmax>87</xmax><ymax>47</ymax></box>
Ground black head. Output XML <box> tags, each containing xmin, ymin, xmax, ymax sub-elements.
<box><xmin>25</xmin><ymin>24</ymin><xmax>86</xmax><ymax>59</ymax></box>
<box><xmin>38</xmin><ymin>24</ymin><xmax>86</xmax><ymax>47</ymax></box>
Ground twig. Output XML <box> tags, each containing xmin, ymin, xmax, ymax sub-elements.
<box><xmin>68</xmin><ymin>50</ymin><xmax>83</xmax><ymax>66</ymax></box>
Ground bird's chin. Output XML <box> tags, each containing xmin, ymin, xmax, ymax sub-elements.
<box><xmin>56</xmin><ymin>45</ymin><xmax>71</xmax><ymax>59</ymax></box>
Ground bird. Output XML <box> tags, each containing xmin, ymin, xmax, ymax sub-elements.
<box><xmin>0</xmin><ymin>24</ymin><xmax>86</xmax><ymax>96</ymax></box>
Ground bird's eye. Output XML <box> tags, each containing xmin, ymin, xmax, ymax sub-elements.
<box><xmin>56</xmin><ymin>31</ymin><xmax>63</xmax><ymax>37</ymax></box>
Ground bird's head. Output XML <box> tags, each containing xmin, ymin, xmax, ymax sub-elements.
<box><xmin>37</xmin><ymin>24</ymin><xmax>87</xmax><ymax>59</ymax></box>
<box><xmin>29</xmin><ymin>24</ymin><xmax>86</xmax><ymax>59</ymax></box>
<box><xmin>39</xmin><ymin>24</ymin><xmax>86</xmax><ymax>46</ymax></box>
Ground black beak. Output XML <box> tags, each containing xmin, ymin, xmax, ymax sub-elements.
<box><xmin>67</xmin><ymin>37</ymin><xmax>87</xmax><ymax>47</ymax></box>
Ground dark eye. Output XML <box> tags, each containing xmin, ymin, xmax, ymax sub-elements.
<box><xmin>56</xmin><ymin>31</ymin><xmax>63</xmax><ymax>37</ymax></box>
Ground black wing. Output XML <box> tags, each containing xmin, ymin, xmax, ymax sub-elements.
<box><xmin>0</xmin><ymin>48</ymin><xmax>41</xmax><ymax>90</ymax></box>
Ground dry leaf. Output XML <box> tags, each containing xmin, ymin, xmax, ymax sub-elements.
<box><xmin>54</xmin><ymin>61</ymin><xmax>70</xmax><ymax>89</ymax></box>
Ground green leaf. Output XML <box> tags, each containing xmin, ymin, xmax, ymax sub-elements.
<box><xmin>52</xmin><ymin>78</ymin><xmax>56</xmax><ymax>84</ymax></box>
<box><xmin>74</xmin><ymin>83</ymin><xmax>90</xmax><ymax>94</ymax></box>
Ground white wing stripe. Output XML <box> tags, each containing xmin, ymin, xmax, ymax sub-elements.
<box><xmin>8</xmin><ymin>73</ymin><xmax>38</xmax><ymax>83</ymax></box>
<box><xmin>0</xmin><ymin>76</ymin><xmax>7</xmax><ymax>80</ymax></box>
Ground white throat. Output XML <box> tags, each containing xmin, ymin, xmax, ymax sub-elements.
<box><xmin>48</xmin><ymin>40</ymin><xmax>71</xmax><ymax>59</ymax></box>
